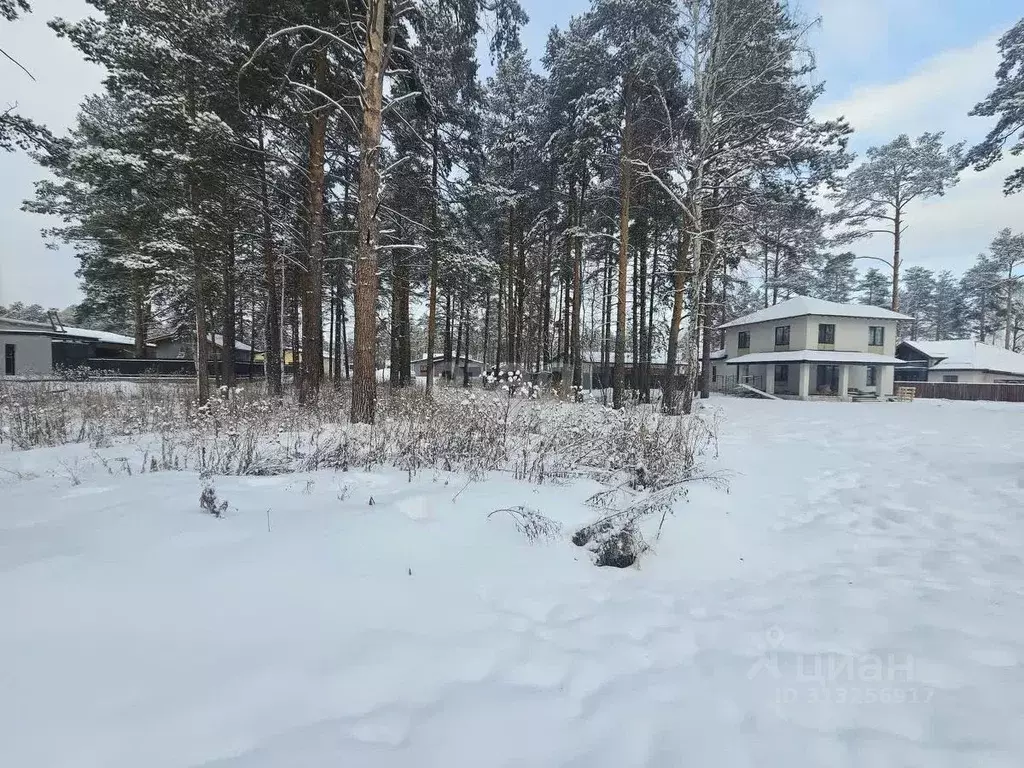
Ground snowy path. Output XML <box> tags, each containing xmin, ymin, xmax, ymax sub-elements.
<box><xmin>2</xmin><ymin>398</ymin><xmax>1024</xmax><ymax>767</ymax></box>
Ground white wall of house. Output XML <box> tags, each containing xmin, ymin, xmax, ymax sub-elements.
<box><xmin>0</xmin><ymin>334</ymin><xmax>53</xmax><ymax>376</ymax></box>
<box><xmin>724</xmin><ymin>315</ymin><xmax>898</xmax><ymax>357</ymax></box>
<box><xmin>926</xmin><ymin>369</ymin><xmax>1024</xmax><ymax>384</ymax></box>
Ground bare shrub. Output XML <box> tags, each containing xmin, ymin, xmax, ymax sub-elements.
<box><xmin>487</xmin><ymin>506</ymin><xmax>562</xmax><ymax>543</ymax></box>
<box><xmin>2</xmin><ymin>381</ymin><xmax>720</xmax><ymax>567</ymax></box>
<box><xmin>198</xmin><ymin>470</ymin><xmax>228</xmax><ymax>517</ymax></box>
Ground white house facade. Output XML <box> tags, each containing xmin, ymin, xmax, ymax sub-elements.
<box><xmin>713</xmin><ymin>297</ymin><xmax>912</xmax><ymax>399</ymax></box>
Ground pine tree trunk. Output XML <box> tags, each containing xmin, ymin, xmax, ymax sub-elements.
<box><xmin>350</xmin><ymin>0</ymin><xmax>387</xmax><ymax>424</ymax></box>
<box><xmin>571</xmin><ymin>180</ymin><xmax>584</xmax><ymax>389</ymax></box>
<box><xmin>340</xmin><ymin>288</ymin><xmax>350</xmax><ymax>380</ymax></box>
<box><xmin>462</xmin><ymin>301</ymin><xmax>472</xmax><ymax>387</ymax></box>
<box><xmin>699</xmin><ymin>192</ymin><xmax>718</xmax><ymax>400</ymax></box>
<box><xmin>257</xmin><ymin>113</ymin><xmax>282</xmax><ymax>397</ymax></box>
<box><xmin>193</xmin><ymin>244</ymin><xmax>210</xmax><ymax>405</ymax></box>
<box><xmin>444</xmin><ymin>293</ymin><xmax>453</xmax><ymax>378</ymax></box>
<box><xmin>328</xmin><ymin>285</ymin><xmax>336</xmax><ymax>380</ymax></box>
<box><xmin>516</xmin><ymin>208</ymin><xmax>527</xmax><ymax>370</ymax></box>
<box><xmin>891</xmin><ymin>207</ymin><xmax>901</xmax><ymax>312</ymax></box>
<box><xmin>663</xmin><ymin>217</ymin><xmax>691</xmax><ymax>414</ymax></box>
<box><xmin>334</xmin><ymin>171</ymin><xmax>350</xmax><ymax>390</ymax></box>
<box><xmin>681</xmin><ymin>194</ymin><xmax>704</xmax><ymax>416</ymax></box>
<box><xmin>301</xmin><ymin>49</ymin><xmax>329</xmax><ymax>403</ymax></box>
<box><xmin>1006</xmin><ymin>267</ymin><xmax>1014</xmax><ymax>349</ymax></box>
<box><xmin>699</xmin><ymin>236</ymin><xmax>714</xmax><ymax>399</ymax></box>
<box><xmin>289</xmin><ymin>268</ymin><xmax>300</xmax><ymax>388</ymax></box>
<box><xmin>222</xmin><ymin>224</ymin><xmax>237</xmax><ymax>389</ymax></box>
<box><xmin>454</xmin><ymin>295</ymin><xmax>464</xmax><ymax>384</ymax></box>
<box><xmin>631</xmin><ymin>225</ymin><xmax>639</xmax><ymax>395</ymax></box>
<box><xmin>133</xmin><ymin>279</ymin><xmax>147</xmax><ymax>359</ymax></box>
<box><xmin>601</xmin><ymin>232</ymin><xmax>613</xmax><ymax>400</ymax></box>
<box><xmin>563</xmin><ymin>182</ymin><xmax>575</xmax><ymax>393</ymax></box>
<box><xmin>495</xmin><ymin>262</ymin><xmax>504</xmax><ymax>371</ymax></box>
<box><xmin>762</xmin><ymin>239</ymin><xmax>770</xmax><ymax>308</ymax></box>
<box><xmin>507</xmin><ymin>206</ymin><xmax>516</xmax><ymax>367</ymax></box>
<box><xmin>613</xmin><ymin>90</ymin><xmax>632</xmax><ymax>410</ymax></box>
<box><xmin>646</xmin><ymin>230</ymin><xmax>658</xmax><ymax>400</ymax></box>
<box><xmin>542</xmin><ymin>187</ymin><xmax>553</xmax><ymax>370</ymax></box>
<box><xmin>483</xmin><ymin>291</ymin><xmax>491</xmax><ymax>367</ymax></box>
<box><xmin>636</xmin><ymin>213</ymin><xmax>648</xmax><ymax>402</ymax></box>
<box><xmin>425</xmin><ymin>128</ymin><xmax>440</xmax><ymax>393</ymax></box>
<box><xmin>390</xmin><ymin>257</ymin><xmax>402</xmax><ymax>387</ymax></box>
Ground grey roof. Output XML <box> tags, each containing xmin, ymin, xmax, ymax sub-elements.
<box><xmin>720</xmin><ymin>296</ymin><xmax>913</xmax><ymax>329</ymax></box>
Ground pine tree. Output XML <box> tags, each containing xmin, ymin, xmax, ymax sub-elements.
<box><xmin>989</xmin><ymin>228</ymin><xmax>1024</xmax><ymax>348</ymax></box>
<box><xmin>899</xmin><ymin>266</ymin><xmax>936</xmax><ymax>341</ymax></box>
<box><xmin>961</xmin><ymin>255</ymin><xmax>1003</xmax><ymax>344</ymax></box>
<box><xmin>830</xmin><ymin>133</ymin><xmax>963</xmax><ymax>312</ymax></box>
<box><xmin>857</xmin><ymin>268</ymin><xmax>891</xmax><ymax>309</ymax></box>
<box><xmin>965</xmin><ymin>18</ymin><xmax>1024</xmax><ymax>195</ymax></box>
<box><xmin>816</xmin><ymin>253</ymin><xmax>857</xmax><ymax>303</ymax></box>
<box><xmin>932</xmin><ymin>270</ymin><xmax>967</xmax><ymax>340</ymax></box>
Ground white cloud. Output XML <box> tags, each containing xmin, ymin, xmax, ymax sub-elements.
<box><xmin>815</xmin><ymin>33</ymin><xmax>1023</xmax><ymax>277</ymax></box>
<box><xmin>816</xmin><ymin>34</ymin><xmax>1001</xmax><ymax>143</ymax></box>
<box><xmin>810</xmin><ymin>0</ymin><xmax>932</xmax><ymax>71</ymax></box>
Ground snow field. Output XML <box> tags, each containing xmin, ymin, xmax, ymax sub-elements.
<box><xmin>1</xmin><ymin>397</ymin><xmax>1023</xmax><ymax>766</ymax></box>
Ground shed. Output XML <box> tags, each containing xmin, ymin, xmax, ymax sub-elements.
<box><xmin>0</xmin><ymin>316</ymin><xmax>56</xmax><ymax>376</ymax></box>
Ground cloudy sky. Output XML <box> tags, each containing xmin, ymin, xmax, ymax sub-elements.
<box><xmin>0</xmin><ymin>0</ymin><xmax>1021</xmax><ymax>307</ymax></box>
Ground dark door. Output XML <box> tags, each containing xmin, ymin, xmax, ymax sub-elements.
<box><xmin>4</xmin><ymin>344</ymin><xmax>14</xmax><ymax>376</ymax></box>
<box><xmin>816</xmin><ymin>364</ymin><xmax>838</xmax><ymax>394</ymax></box>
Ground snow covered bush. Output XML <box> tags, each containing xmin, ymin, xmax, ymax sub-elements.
<box><xmin>198</xmin><ymin>470</ymin><xmax>228</xmax><ymax>517</ymax></box>
<box><xmin>1</xmin><ymin>381</ymin><xmax>719</xmax><ymax>566</ymax></box>
<box><xmin>487</xmin><ymin>506</ymin><xmax>562</xmax><ymax>543</ymax></box>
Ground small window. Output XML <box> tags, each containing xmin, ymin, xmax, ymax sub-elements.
<box><xmin>774</xmin><ymin>364</ymin><xmax>788</xmax><ymax>383</ymax></box>
<box><xmin>775</xmin><ymin>325</ymin><xmax>790</xmax><ymax>346</ymax></box>
<box><xmin>866</xmin><ymin>366</ymin><xmax>877</xmax><ymax>386</ymax></box>
<box><xmin>818</xmin><ymin>323</ymin><xmax>835</xmax><ymax>344</ymax></box>
<box><xmin>711</xmin><ymin>366</ymin><xmax>717</xmax><ymax>383</ymax></box>
<box><xmin>942</xmin><ymin>374</ymin><xmax>959</xmax><ymax>383</ymax></box>
<box><xmin>4</xmin><ymin>344</ymin><xmax>14</xmax><ymax>376</ymax></box>
<box><xmin>738</xmin><ymin>331</ymin><xmax>750</xmax><ymax>349</ymax></box>
<box><xmin>869</xmin><ymin>326</ymin><xmax>885</xmax><ymax>346</ymax></box>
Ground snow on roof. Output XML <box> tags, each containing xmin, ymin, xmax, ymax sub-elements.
<box><xmin>60</xmin><ymin>326</ymin><xmax>141</xmax><ymax>347</ymax></box>
<box><xmin>726</xmin><ymin>350</ymin><xmax>901</xmax><ymax>365</ymax></box>
<box><xmin>211</xmin><ymin>334</ymin><xmax>252</xmax><ymax>353</ymax></box>
<box><xmin>148</xmin><ymin>329</ymin><xmax>252</xmax><ymax>352</ymax></box>
<box><xmin>901</xmin><ymin>339</ymin><xmax>1024</xmax><ymax>376</ymax></box>
<box><xmin>0</xmin><ymin>315</ymin><xmax>54</xmax><ymax>330</ymax></box>
<box><xmin>710</xmin><ymin>349</ymin><xmax>728</xmax><ymax>360</ymax></box>
<box><xmin>719</xmin><ymin>296</ymin><xmax>913</xmax><ymax>328</ymax></box>
<box><xmin>410</xmin><ymin>354</ymin><xmax>484</xmax><ymax>365</ymax></box>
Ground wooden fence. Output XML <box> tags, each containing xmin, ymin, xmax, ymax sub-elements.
<box><xmin>907</xmin><ymin>382</ymin><xmax>1024</xmax><ymax>403</ymax></box>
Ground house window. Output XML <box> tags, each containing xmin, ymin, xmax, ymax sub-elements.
<box><xmin>774</xmin><ymin>364</ymin><xmax>788</xmax><ymax>384</ymax></box>
<box><xmin>774</xmin><ymin>325</ymin><xmax>790</xmax><ymax>346</ymax></box>
<box><xmin>818</xmin><ymin>323</ymin><xmax>835</xmax><ymax>344</ymax></box>
<box><xmin>712</xmin><ymin>366</ymin><xmax>717</xmax><ymax>383</ymax></box>
<box><xmin>4</xmin><ymin>344</ymin><xmax>14</xmax><ymax>376</ymax></box>
<box><xmin>738</xmin><ymin>331</ymin><xmax>750</xmax><ymax>349</ymax></box>
<box><xmin>942</xmin><ymin>374</ymin><xmax>959</xmax><ymax>383</ymax></box>
<box><xmin>866</xmin><ymin>366</ymin><xmax>877</xmax><ymax>386</ymax></box>
<box><xmin>869</xmin><ymin>326</ymin><xmax>885</xmax><ymax>346</ymax></box>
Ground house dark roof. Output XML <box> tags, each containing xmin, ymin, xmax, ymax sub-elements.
<box><xmin>148</xmin><ymin>329</ymin><xmax>252</xmax><ymax>352</ymax></box>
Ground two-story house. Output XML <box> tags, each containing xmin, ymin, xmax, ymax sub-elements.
<box><xmin>712</xmin><ymin>296</ymin><xmax>912</xmax><ymax>399</ymax></box>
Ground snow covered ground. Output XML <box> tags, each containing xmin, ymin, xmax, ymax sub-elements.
<box><xmin>2</xmin><ymin>397</ymin><xmax>1024</xmax><ymax>767</ymax></box>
